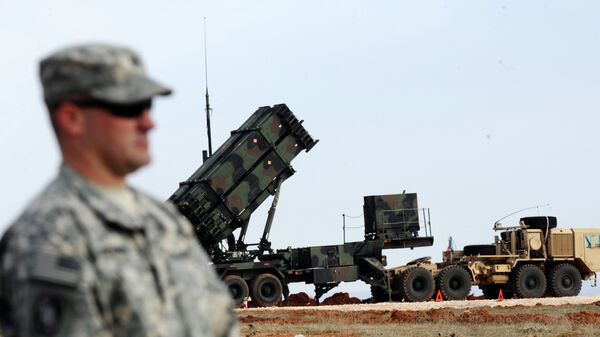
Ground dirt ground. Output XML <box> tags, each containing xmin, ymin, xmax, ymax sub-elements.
<box><xmin>239</xmin><ymin>294</ymin><xmax>600</xmax><ymax>337</ymax></box>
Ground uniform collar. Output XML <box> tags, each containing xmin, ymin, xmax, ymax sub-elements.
<box><xmin>58</xmin><ymin>164</ymin><xmax>146</xmax><ymax>231</ymax></box>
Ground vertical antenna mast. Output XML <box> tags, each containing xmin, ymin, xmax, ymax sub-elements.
<box><xmin>204</xmin><ymin>17</ymin><xmax>213</xmax><ymax>157</ymax></box>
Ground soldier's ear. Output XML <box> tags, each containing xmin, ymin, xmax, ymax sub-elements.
<box><xmin>53</xmin><ymin>102</ymin><xmax>86</xmax><ymax>137</ymax></box>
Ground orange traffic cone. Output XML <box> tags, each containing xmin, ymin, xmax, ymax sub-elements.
<box><xmin>497</xmin><ymin>289</ymin><xmax>504</xmax><ymax>302</ymax></box>
<box><xmin>435</xmin><ymin>290</ymin><xmax>444</xmax><ymax>302</ymax></box>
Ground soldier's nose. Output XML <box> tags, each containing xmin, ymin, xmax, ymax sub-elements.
<box><xmin>138</xmin><ymin>109</ymin><xmax>155</xmax><ymax>132</ymax></box>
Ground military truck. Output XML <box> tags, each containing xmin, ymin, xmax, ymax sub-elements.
<box><xmin>370</xmin><ymin>215</ymin><xmax>600</xmax><ymax>303</ymax></box>
<box><xmin>169</xmin><ymin>104</ymin><xmax>434</xmax><ymax>306</ymax></box>
<box><xmin>440</xmin><ymin>216</ymin><xmax>600</xmax><ymax>299</ymax></box>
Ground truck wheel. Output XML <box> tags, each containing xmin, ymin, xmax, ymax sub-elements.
<box><xmin>250</xmin><ymin>273</ymin><xmax>283</xmax><ymax>307</ymax></box>
<box><xmin>513</xmin><ymin>264</ymin><xmax>546</xmax><ymax>298</ymax></box>
<box><xmin>398</xmin><ymin>267</ymin><xmax>435</xmax><ymax>302</ymax></box>
<box><xmin>435</xmin><ymin>265</ymin><xmax>471</xmax><ymax>300</ymax></box>
<box><xmin>224</xmin><ymin>274</ymin><xmax>249</xmax><ymax>307</ymax></box>
<box><xmin>463</xmin><ymin>244</ymin><xmax>496</xmax><ymax>256</ymax></box>
<box><xmin>548</xmin><ymin>263</ymin><xmax>582</xmax><ymax>297</ymax></box>
<box><xmin>520</xmin><ymin>216</ymin><xmax>557</xmax><ymax>230</ymax></box>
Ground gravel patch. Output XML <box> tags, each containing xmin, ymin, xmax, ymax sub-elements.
<box><xmin>239</xmin><ymin>295</ymin><xmax>600</xmax><ymax>312</ymax></box>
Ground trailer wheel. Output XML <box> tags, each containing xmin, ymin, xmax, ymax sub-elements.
<box><xmin>513</xmin><ymin>264</ymin><xmax>546</xmax><ymax>298</ymax></box>
<box><xmin>223</xmin><ymin>274</ymin><xmax>249</xmax><ymax>307</ymax></box>
<box><xmin>370</xmin><ymin>286</ymin><xmax>389</xmax><ymax>303</ymax></box>
<box><xmin>398</xmin><ymin>267</ymin><xmax>435</xmax><ymax>302</ymax></box>
<box><xmin>250</xmin><ymin>273</ymin><xmax>283</xmax><ymax>307</ymax></box>
<box><xmin>548</xmin><ymin>263</ymin><xmax>582</xmax><ymax>297</ymax></box>
<box><xmin>435</xmin><ymin>265</ymin><xmax>471</xmax><ymax>300</ymax></box>
<box><xmin>463</xmin><ymin>244</ymin><xmax>496</xmax><ymax>256</ymax></box>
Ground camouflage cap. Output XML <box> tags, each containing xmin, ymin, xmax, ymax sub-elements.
<box><xmin>40</xmin><ymin>43</ymin><xmax>172</xmax><ymax>107</ymax></box>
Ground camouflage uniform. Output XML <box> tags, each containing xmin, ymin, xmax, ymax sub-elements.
<box><xmin>0</xmin><ymin>44</ymin><xmax>239</xmax><ymax>337</ymax></box>
<box><xmin>0</xmin><ymin>165</ymin><xmax>238</xmax><ymax>337</ymax></box>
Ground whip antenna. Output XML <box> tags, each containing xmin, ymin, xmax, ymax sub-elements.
<box><xmin>493</xmin><ymin>203</ymin><xmax>550</xmax><ymax>230</ymax></box>
<box><xmin>203</xmin><ymin>17</ymin><xmax>213</xmax><ymax>159</ymax></box>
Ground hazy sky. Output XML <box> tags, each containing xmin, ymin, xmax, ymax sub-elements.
<box><xmin>2</xmin><ymin>1</ymin><xmax>600</xmax><ymax>298</ymax></box>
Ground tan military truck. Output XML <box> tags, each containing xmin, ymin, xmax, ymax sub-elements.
<box><xmin>443</xmin><ymin>216</ymin><xmax>600</xmax><ymax>299</ymax></box>
<box><xmin>372</xmin><ymin>215</ymin><xmax>600</xmax><ymax>302</ymax></box>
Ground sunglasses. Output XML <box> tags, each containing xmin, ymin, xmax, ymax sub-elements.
<box><xmin>72</xmin><ymin>99</ymin><xmax>152</xmax><ymax>118</ymax></box>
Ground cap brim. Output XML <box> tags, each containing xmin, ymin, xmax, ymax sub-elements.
<box><xmin>89</xmin><ymin>74</ymin><xmax>172</xmax><ymax>104</ymax></box>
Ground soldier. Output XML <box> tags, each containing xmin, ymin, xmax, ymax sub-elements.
<box><xmin>0</xmin><ymin>44</ymin><xmax>239</xmax><ymax>337</ymax></box>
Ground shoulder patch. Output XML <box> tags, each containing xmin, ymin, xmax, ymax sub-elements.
<box><xmin>30</xmin><ymin>253</ymin><xmax>81</xmax><ymax>288</ymax></box>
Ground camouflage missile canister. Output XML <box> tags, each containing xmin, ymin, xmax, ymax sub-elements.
<box><xmin>169</xmin><ymin>104</ymin><xmax>317</xmax><ymax>253</ymax></box>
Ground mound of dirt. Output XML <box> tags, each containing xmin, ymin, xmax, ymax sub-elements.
<box><xmin>287</xmin><ymin>292</ymin><xmax>317</xmax><ymax>306</ymax></box>
<box><xmin>321</xmin><ymin>292</ymin><xmax>362</xmax><ymax>306</ymax></box>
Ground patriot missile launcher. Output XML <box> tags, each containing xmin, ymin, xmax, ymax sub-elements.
<box><xmin>170</xmin><ymin>104</ymin><xmax>434</xmax><ymax>306</ymax></box>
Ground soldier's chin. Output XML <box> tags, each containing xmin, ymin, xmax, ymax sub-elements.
<box><xmin>126</xmin><ymin>156</ymin><xmax>151</xmax><ymax>174</ymax></box>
